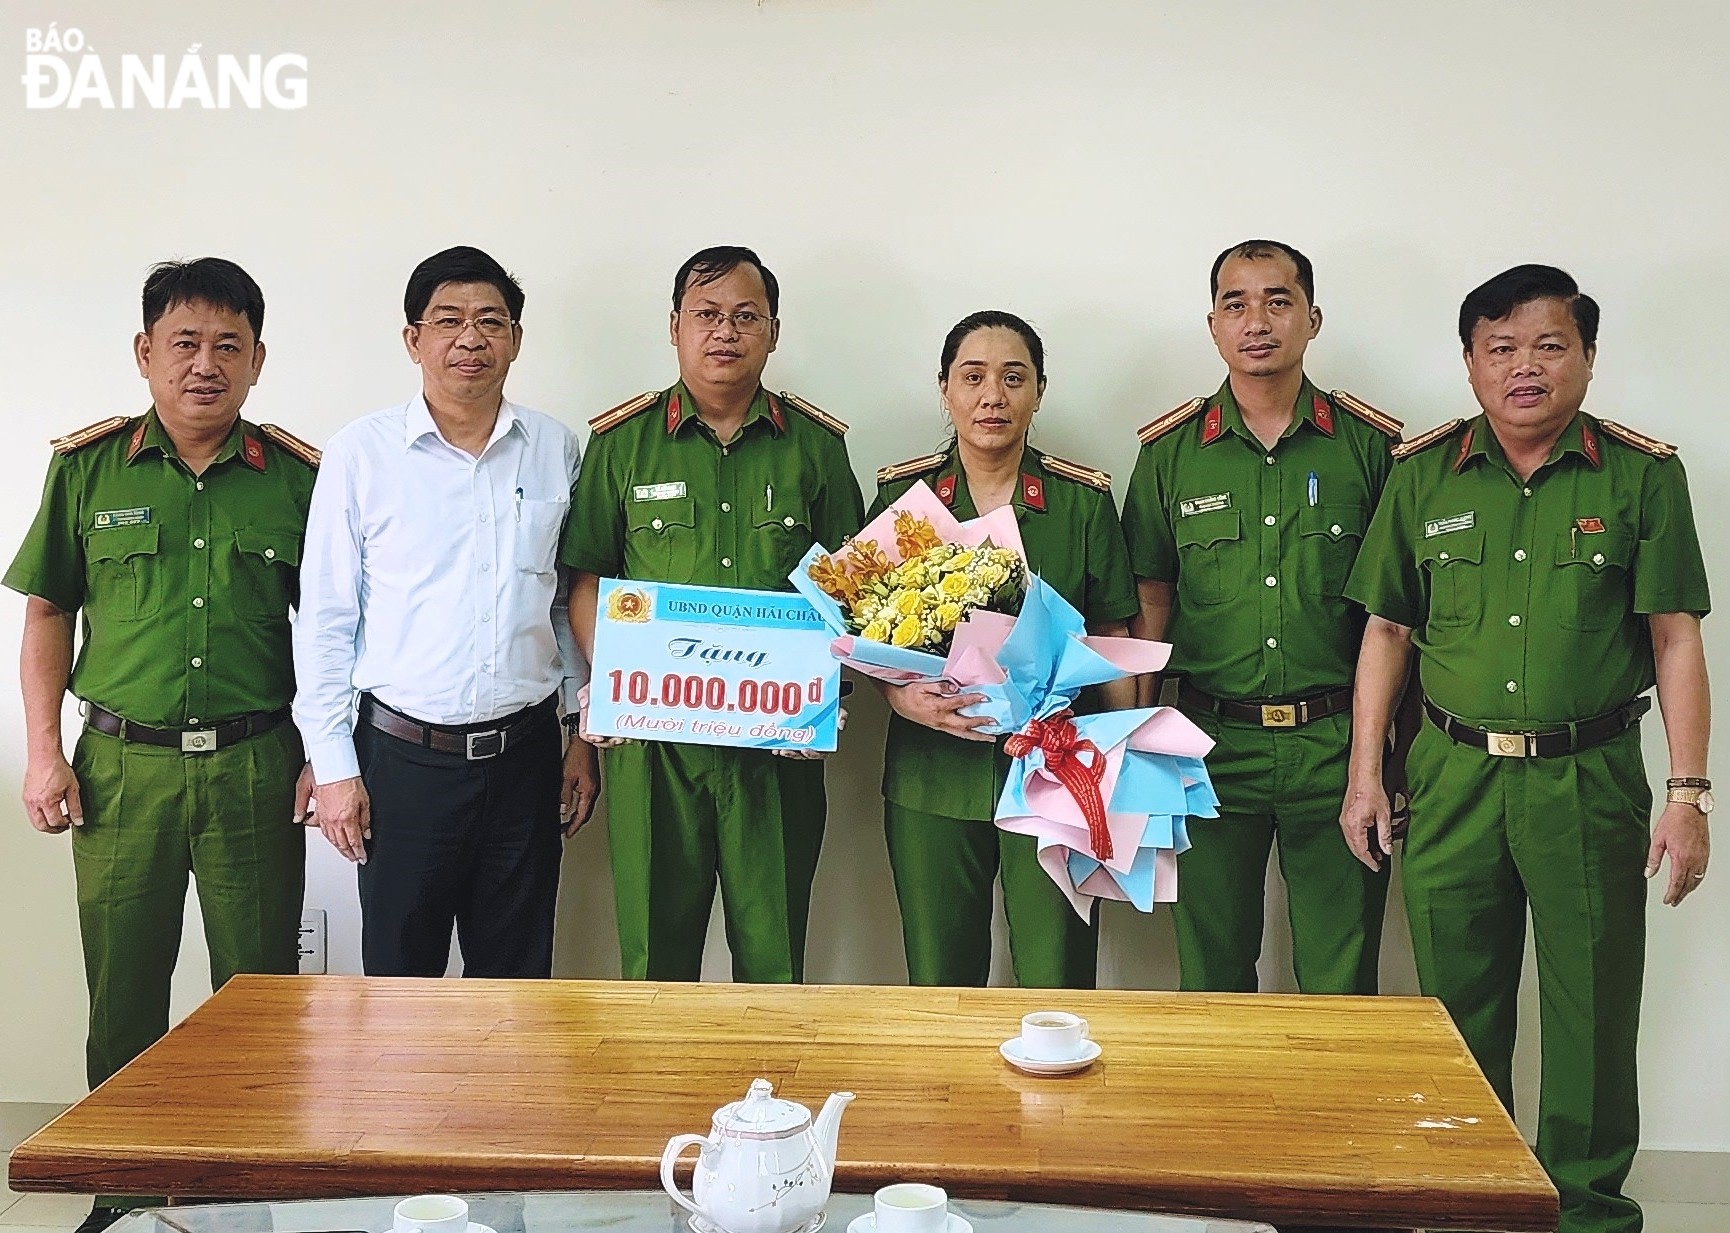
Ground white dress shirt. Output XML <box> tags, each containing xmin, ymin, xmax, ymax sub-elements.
<box><xmin>294</xmin><ymin>394</ymin><xmax>585</xmax><ymax>784</ymax></box>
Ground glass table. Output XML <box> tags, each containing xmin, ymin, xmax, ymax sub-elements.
<box><xmin>113</xmin><ymin>1190</ymin><xmax>1274</xmax><ymax>1231</ymax></box>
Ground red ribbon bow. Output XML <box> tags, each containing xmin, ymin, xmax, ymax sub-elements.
<box><xmin>1004</xmin><ymin>708</ymin><xmax>1113</xmax><ymax>861</ymax></box>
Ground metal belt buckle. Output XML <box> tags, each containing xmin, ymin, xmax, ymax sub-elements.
<box><xmin>1486</xmin><ymin>731</ymin><xmax>1534</xmax><ymax>758</ymax></box>
<box><xmin>181</xmin><ymin>729</ymin><xmax>218</xmax><ymax>754</ymax></box>
<box><xmin>1260</xmin><ymin>704</ymin><xmax>1298</xmax><ymax>729</ymax></box>
<box><xmin>466</xmin><ymin>729</ymin><xmax>506</xmax><ymax>760</ymax></box>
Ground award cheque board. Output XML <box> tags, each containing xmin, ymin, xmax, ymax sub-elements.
<box><xmin>589</xmin><ymin>578</ymin><xmax>841</xmax><ymax>752</ymax></box>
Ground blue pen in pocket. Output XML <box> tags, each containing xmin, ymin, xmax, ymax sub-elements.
<box><xmin>1307</xmin><ymin>471</ymin><xmax>1318</xmax><ymax>507</ymax></box>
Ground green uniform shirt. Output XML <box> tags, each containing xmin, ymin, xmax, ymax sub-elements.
<box><xmin>560</xmin><ymin>382</ymin><xmax>865</xmax><ymax>590</ymax></box>
<box><xmin>3</xmin><ymin>411</ymin><xmax>317</xmax><ymax>728</ymax></box>
<box><xmin>874</xmin><ymin>445</ymin><xmax>1139</xmax><ymax>820</ymax></box>
<box><xmin>1346</xmin><ymin>411</ymin><xmax>1710</xmax><ymax>725</ymax></box>
<box><xmin>1121</xmin><ymin>378</ymin><xmax>1397</xmax><ymax>700</ymax></box>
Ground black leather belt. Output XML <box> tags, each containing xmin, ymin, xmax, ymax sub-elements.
<box><xmin>360</xmin><ymin>694</ymin><xmax>548</xmax><ymax>761</ymax></box>
<box><xmin>87</xmin><ymin>704</ymin><xmax>290</xmax><ymax>753</ymax></box>
<box><xmin>1423</xmin><ymin>695</ymin><xmax>1652</xmax><ymax>759</ymax></box>
<box><xmin>1178</xmin><ymin>681</ymin><xmax>1353</xmax><ymax>729</ymax></box>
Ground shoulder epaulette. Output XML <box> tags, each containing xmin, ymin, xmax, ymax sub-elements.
<box><xmin>50</xmin><ymin>416</ymin><xmax>131</xmax><ymax>455</ymax></box>
<box><xmin>1598</xmin><ymin>419</ymin><xmax>1677</xmax><ymax>460</ymax></box>
<box><xmin>259</xmin><ymin>424</ymin><xmax>320</xmax><ymax>469</ymax></box>
<box><xmin>1330</xmin><ymin>389</ymin><xmax>1404</xmax><ymax>439</ymax></box>
<box><xmin>1390</xmin><ymin>418</ymin><xmax>1465</xmax><ymax>461</ymax></box>
<box><xmin>1136</xmin><ymin>397</ymin><xmax>1206</xmax><ymax>446</ymax></box>
<box><xmin>588</xmin><ymin>391</ymin><xmax>659</xmax><ymax>435</ymax></box>
<box><xmin>876</xmin><ymin>452</ymin><xmax>946</xmax><ymax>486</ymax></box>
<box><xmin>778</xmin><ymin>391</ymin><xmax>848</xmax><ymax>436</ymax></box>
<box><xmin>1039</xmin><ymin>453</ymin><xmax>1112</xmax><ymax>494</ymax></box>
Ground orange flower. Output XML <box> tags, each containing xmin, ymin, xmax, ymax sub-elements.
<box><xmin>846</xmin><ymin>538</ymin><xmax>893</xmax><ymax>585</ymax></box>
<box><xmin>893</xmin><ymin>512</ymin><xmax>942</xmax><ymax>559</ymax></box>
<box><xmin>805</xmin><ymin>554</ymin><xmax>860</xmax><ymax>604</ymax></box>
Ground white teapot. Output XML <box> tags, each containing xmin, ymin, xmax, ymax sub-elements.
<box><xmin>659</xmin><ymin>1078</ymin><xmax>855</xmax><ymax>1233</ymax></box>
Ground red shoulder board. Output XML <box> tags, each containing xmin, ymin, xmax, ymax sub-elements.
<box><xmin>1329</xmin><ymin>389</ymin><xmax>1404</xmax><ymax>439</ymax></box>
<box><xmin>934</xmin><ymin>474</ymin><xmax>957</xmax><ymax>507</ymax></box>
<box><xmin>778</xmin><ymin>390</ymin><xmax>848</xmax><ymax>436</ymax></box>
<box><xmin>241</xmin><ymin>434</ymin><xmax>267</xmax><ymax>472</ymax></box>
<box><xmin>1136</xmin><ymin>397</ymin><xmax>1206</xmax><ymax>446</ymax></box>
<box><xmin>1580</xmin><ymin>421</ymin><xmax>1602</xmax><ymax>467</ymax></box>
<box><xmin>1020</xmin><ymin>473</ymin><xmax>1046</xmax><ymax>511</ymax></box>
<box><xmin>1598</xmin><ymin>419</ymin><xmax>1677</xmax><ymax>460</ymax></box>
<box><xmin>1389</xmin><ymin>418</ymin><xmax>1464</xmax><ymax>462</ymax></box>
<box><xmin>1200</xmin><ymin>404</ymin><xmax>1224</xmax><ymax>445</ymax></box>
<box><xmin>260</xmin><ymin>424</ymin><xmax>322</xmax><ymax>469</ymax></box>
<box><xmin>1311</xmin><ymin>393</ymin><xmax>1335</xmax><ymax>437</ymax></box>
<box><xmin>587</xmin><ymin>391</ymin><xmax>659</xmax><ymax>435</ymax></box>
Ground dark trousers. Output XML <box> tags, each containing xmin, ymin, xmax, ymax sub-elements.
<box><xmin>356</xmin><ymin>696</ymin><xmax>563</xmax><ymax>977</ymax></box>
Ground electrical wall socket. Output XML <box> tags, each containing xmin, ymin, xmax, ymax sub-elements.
<box><xmin>298</xmin><ymin>909</ymin><xmax>327</xmax><ymax>975</ymax></box>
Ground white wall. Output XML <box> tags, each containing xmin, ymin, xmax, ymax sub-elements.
<box><xmin>3</xmin><ymin>0</ymin><xmax>1728</xmax><ymax>1158</ymax></box>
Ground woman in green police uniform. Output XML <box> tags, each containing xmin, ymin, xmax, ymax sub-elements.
<box><xmin>873</xmin><ymin>311</ymin><xmax>1139</xmax><ymax>988</ymax></box>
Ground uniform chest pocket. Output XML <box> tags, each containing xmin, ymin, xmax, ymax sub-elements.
<box><xmin>1299</xmin><ymin>503</ymin><xmax>1367</xmax><ymax>596</ymax></box>
<box><xmin>1555</xmin><ymin>530</ymin><xmax>1632</xmax><ymax>631</ymax></box>
<box><xmin>232</xmin><ymin>528</ymin><xmax>302</xmax><ymax>620</ymax></box>
<box><xmin>1175</xmin><ymin>509</ymin><xmax>1241</xmax><ymax>607</ymax></box>
<box><xmin>625</xmin><ymin>495</ymin><xmax>696</xmax><ymax>581</ymax></box>
<box><xmin>748</xmin><ymin>495</ymin><xmax>813</xmax><ymax>584</ymax></box>
<box><xmin>86</xmin><ymin>524</ymin><xmax>163</xmax><ymax>624</ymax></box>
<box><xmin>513</xmin><ymin>498</ymin><xmax>568</xmax><ymax>575</ymax></box>
<box><xmin>1420</xmin><ymin>527</ymin><xmax>1484</xmax><ymax>628</ymax></box>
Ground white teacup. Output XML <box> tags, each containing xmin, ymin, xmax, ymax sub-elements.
<box><xmin>1019</xmin><ymin>1010</ymin><xmax>1089</xmax><ymax>1062</ymax></box>
<box><xmin>393</xmin><ymin>1193</ymin><xmax>469</xmax><ymax>1233</ymax></box>
<box><xmin>873</xmin><ymin>1182</ymin><xmax>948</xmax><ymax>1232</ymax></box>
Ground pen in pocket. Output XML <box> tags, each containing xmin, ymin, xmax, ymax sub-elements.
<box><xmin>1307</xmin><ymin>472</ymin><xmax>1318</xmax><ymax>507</ymax></box>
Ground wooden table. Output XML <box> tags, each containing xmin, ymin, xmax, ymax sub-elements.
<box><xmin>9</xmin><ymin>975</ymin><xmax>1557</xmax><ymax>1231</ymax></box>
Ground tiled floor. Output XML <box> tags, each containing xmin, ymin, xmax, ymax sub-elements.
<box><xmin>0</xmin><ymin>1102</ymin><xmax>1725</xmax><ymax>1231</ymax></box>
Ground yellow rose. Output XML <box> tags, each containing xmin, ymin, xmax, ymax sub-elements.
<box><xmin>976</xmin><ymin>562</ymin><xmax>1009</xmax><ymax>590</ymax></box>
<box><xmin>939</xmin><ymin>571</ymin><xmax>971</xmax><ymax>600</ymax></box>
<box><xmin>891</xmin><ymin>615</ymin><xmax>923</xmax><ymax>647</ymax></box>
<box><xmin>892</xmin><ymin>589</ymin><xmax>923</xmax><ymax>617</ymax></box>
<box><xmin>940</xmin><ymin>549</ymin><xmax>976</xmax><ymax>573</ymax></box>
<box><xmin>861</xmin><ymin>617</ymin><xmax>892</xmax><ymax>643</ymax></box>
<box><xmin>934</xmin><ymin>601</ymin><xmax>964</xmax><ymax>632</ymax></box>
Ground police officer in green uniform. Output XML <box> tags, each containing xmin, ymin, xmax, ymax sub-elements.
<box><xmin>1121</xmin><ymin>240</ymin><xmax>1403</xmax><ymax>995</ymax></box>
<box><xmin>1342</xmin><ymin>264</ymin><xmax>1711</xmax><ymax>1233</ymax></box>
<box><xmin>874</xmin><ymin>311</ymin><xmax>1138</xmax><ymax>988</ymax></box>
<box><xmin>563</xmin><ymin>246</ymin><xmax>864</xmax><ymax>982</ymax></box>
<box><xmin>6</xmin><ymin>259</ymin><xmax>317</xmax><ymax>1233</ymax></box>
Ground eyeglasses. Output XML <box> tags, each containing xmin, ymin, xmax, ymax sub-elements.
<box><xmin>414</xmin><ymin>315</ymin><xmax>518</xmax><ymax>338</ymax></box>
<box><xmin>683</xmin><ymin>308</ymin><xmax>772</xmax><ymax>336</ymax></box>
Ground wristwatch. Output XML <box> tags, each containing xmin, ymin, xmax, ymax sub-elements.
<box><xmin>1665</xmin><ymin>777</ymin><xmax>1715</xmax><ymax>814</ymax></box>
<box><xmin>560</xmin><ymin>713</ymin><xmax>584</xmax><ymax>734</ymax></box>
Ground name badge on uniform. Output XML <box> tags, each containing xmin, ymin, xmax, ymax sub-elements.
<box><xmin>632</xmin><ymin>482</ymin><xmax>688</xmax><ymax>502</ymax></box>
<box><xmin>1424</xmin><ymin>511</ymin><xmax>1475</xmax><ymax>538</ymax></box>
<box><xmin>1179</xmin><ymin>492</ymin><xmax>1232</xmax><ymax>517</ymax></box>
<box><xmin>92</xmin><ymin>507</ymin><xmax>150</xmax><ymax>529</ymax></box>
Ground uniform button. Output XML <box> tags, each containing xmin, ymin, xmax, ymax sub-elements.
<box><xmin>192</xmin><ymin>597</ymin><xmax>204</xmax><ymax>608</ymax></box>
<box><xmin>195</xmin><ymin>481</ymin><xmax>205</xmax><ymax>491</ymax></box>
<box><xmin>1264</xmin><ymin>515</ymin><xmax>1276</xmax><ymax>526</ymax></box>
<box><xmin>784</xmin><ymin>516</ymin><xmax>796</xmax><ymax>528</ymax></box>
<box><xmin>1593</xmin><ymin>552</ymin><xmax>1605</xmax><ymax>565</ymax></box>
<box><xmin>720</xmin><ymin>502</ymin><xmax>731</xmax><ymax>513</ymax></box>
<box><xmin>722</xmin><ymin>557</ymin><xmax>733</xmax><ymax>568</ymax></box>
<box><xmin>1264</xmin><ymin>575</ymin><xmax>1277</xmax><ymax>587</ymax></box>
<box><xmin>1264</xmin><ymin>455</ymin><xmax>1276</xmax><ymax>466</ymax></box>
<box><xmin>1439</xmin><ymin>552</ymin><xmax>1449</xmax><ymax>561</ymax></box>
<box><xmin>188</xmin><ymin>717</ymin><xmax>198</xmax><ymax>725</ymax></box>
<box><xmin>191</xmin><ymin>656</ymin><xmax>203</xmax><ymax>668</ymax></box>
<box><xmin>1522</xmin><ymin>487</ymin><xmax>1533</xmax><ymax>497</ymax></box>
<box><xmin>1509</xmin><ymin>615</ymin><xmax>1521</xmax><ymax>626</ymax></box>
<box><xmin>1330</xmin><ymin>523</ymin><xmax>1342</xmax><ymax>535</ymax></box>
<box><xmin>193</xmin><ymin>537</ymin><xmax>206</xmax><ymax>549</ymax></box>
<box><xmin>264</xmin><ymin>548</ymin><xmax>275</xmax><ymax>560</ymax></box>
<box><xmin>1514</xmin><ymin>549</ymin><xmax>1528</xmax><ymax>561</ymax></box>
<box><xmin>651</xmin><ymin>518</ymin><xmax>664</xmax><ymax>530</ymax></box>
<box><xmin>1506</xmin><ymin>681</ymin><xmax>1518</xmax><ymax>693</ymax></box>
<box><xmin>1266</xmin><ymin>637</ymin><xmax>1278</xmax><ymax>649</ymax></box>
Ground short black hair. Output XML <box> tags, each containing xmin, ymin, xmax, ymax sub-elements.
<box><xmin>142</xmin><ymin>258</ymin><xmax>265</xmax><ymax>342</ymax></box>
<box><xmin>1209</xmin><ymin>240</ymin><xmax>1316</xmax><ymax>307</ymax></box>
<box><xmin>938</xmin><ymin>310</ymin><xmax>1046</xmax><ymax>385</ymax></box>
<box><xmin>672</xmin><ymin>246</ymin><xmax>779</xmax><ymax>318</ymax></box>
<box><xmin>403</xmin><ymin>246</ymin><xmax>524</xmax><ymax>325</ymax></box>
<box><xmin>1458</xmin><ymin>264</ymin><xmax>1599</xmax><ymax>352</ymax></box>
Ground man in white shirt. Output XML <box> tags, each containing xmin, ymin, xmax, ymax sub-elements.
<box><xmin>294</xmin><ymin>246</ymin><xmax>598</xmax><ymax>977</ymax></box>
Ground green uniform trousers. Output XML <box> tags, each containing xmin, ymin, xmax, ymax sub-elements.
<box><xmin>1404</xmin><ymin>719</ymin><xmax>1649</xmax><ymax>1233</ymax></box>
<box><xmin>70</xmin><ymin>722</ymin><xmax>305</xmax><ymax>1089</ymax></box>
<box><xmin>603</xmin><ymin>740</ymin><xmax>825</xmax><ymax>983</ymax></box>
<box><xmin>885</xmin><ymin>804</ymin><xmax>1097</xmax><ymax>988</ymax></box>
<box><xmin>1173</xmin><ymin>710</ymin><xmax>1387</xmax><ymax>994</ymax></box>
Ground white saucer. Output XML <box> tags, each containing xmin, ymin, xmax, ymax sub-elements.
<box><xmin>692</xmin><ymin>1216</ymin><xmax>823</xmax><ymax>1233</ymax></box>
<box><xmin>847</xmin><ymin>1213</ymin><xmax>972</xmax><ymax>1233</ymax></box>
<box><xmin>391</xmin><ymin>1225</ymin><xmax>493</xmax><ymax>1233</ymax></box>
<box><xmin>999</xmin><ymin>1036</ymin><xmax>1102</xmax><ymax>1075</ymax></box>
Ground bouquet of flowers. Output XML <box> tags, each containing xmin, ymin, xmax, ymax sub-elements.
<box><xmin>790</xmin><ymin>480</ymin><xmax>1220</xmax><ymax>916</ymax></box>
